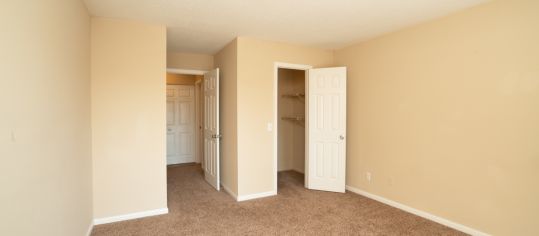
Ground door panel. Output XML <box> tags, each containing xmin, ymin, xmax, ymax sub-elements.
<box><xmin>166</xmin><ymin>100</ymin><xmax>175</xmax><ymax>125</ymax></box>
<box><xmin>166</xmin><ymin>85</ymin><xmax>196</xmax><ymax>165</ymax></box>
<box><xmin>204</xmin><ymin>68</ymin><xmax>220</xmax><ymax>190</ymax></box>
<box><xmin>166</xmin><ymin>133</ymin><xmax>178</xmax><ymax>156</ymax></box>
<box><xmin>307</xmin><ymin>67</ymin><xmax>346</xmax><ymax>193</ymax></box>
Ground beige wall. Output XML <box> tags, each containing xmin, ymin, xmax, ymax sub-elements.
<box><xmin>277</xmin><ymin>69</ymin><xmax>306</xmax><ymax>173</ymax></box>
<box><xmin>335</xmin><ymin>0</ymin><xmax>539</xmax><ymax>235</ymax></box>
<box><xmin>214</xmin><ymin>39</ymin><xmax>239</xmax><ymax>195</ymax></box>
<box><xmin>236</xmin><ymin>37</ymin><xmax>334</xmax><ymax>196</ymax></box>
<box><xmin>91</xmin><ymin>18</ymin><xmax>168</xmax><ymax>219</ymax></box>
<box><xmin>167</xmin><ymin>52</ymin><xmax>214</xmax><ymax>70</ymax></box>
<box><xmin>0</xmin><ymin>1</ymin><xmax>93</xmax><ymax>235</ymax></box>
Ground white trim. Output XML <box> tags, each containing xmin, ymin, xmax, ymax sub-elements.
<box><xmin>221</xmin><ymin>183</ymin><xmax>238</xmax><ymax>201</ymax></box>
<box><xmin>345</xmin><ymin>186</ymin><xmax>490</xmax><ymax>236</ymax></box>
<box><xmin>237</xmin><ymin>190</ymin><xmax>277</xmax><ymax>202</ymax></box>
<box><xmin>273</xmin><ymin>62</ymin><xmax>312</xmax><ymax>195</ymax></box>
<box><xmin>86</xmin><ymin>221</ymin><xmax>94</xmax><ymax>236</ymax></box>
<box><xmin>93</xmin><ymin>208</ymin><xmax>169</xmax><ymax>225</ymax></box>
<box><xmin>167</xmin><ymin>68</ymin><xmax>208</xmax><ymax>75</ymax></box>
<box><xmin>304</xmin><ymin>69</ymin><xmax>310</xmax><ymax>189</ymax></box>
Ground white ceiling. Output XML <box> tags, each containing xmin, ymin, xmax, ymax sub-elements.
<box><xmin>84</xmin><ymin>0</ymin><xmax>488</xmax><ymax>54</ymax></box>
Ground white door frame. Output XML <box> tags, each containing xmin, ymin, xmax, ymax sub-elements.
<box><xmin>273</xmin><ymin>62</ymin><xmax>313</xmax><ymax>193</ymax></box>
<box><xmin>167</xmin><ymin>68</ymin><xmax>208</xmax><ymax>75</ymax></box>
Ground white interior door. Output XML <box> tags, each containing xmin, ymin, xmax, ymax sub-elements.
<box><xmin>306</xmin><ymin>67</ymin><xmax>347</xmax><ymax>193</ymax></box>
<box><xmin>204</xmin><ymin>68</ymin><xmax>220</xmax><ymax>190</ymax></box>
<box><xmin>167</xmin><ymin>85</ymin><xmax>196</xmax><ymax>165</ymax></box>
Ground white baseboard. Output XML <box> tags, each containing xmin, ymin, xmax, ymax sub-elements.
<box><xmin>93</xmin><ymin>208</ymin><xmax>169</xmax><ymax>225</ymax></box>
<box><xmin>222</xmin><ymin>183</ymin><xmax>277</xmax><ymax>202</ymax></box>
<box><xmin>221</xmin><ymin>183</ymin><xmax>238</xmax><ymax>200</ymax></box>
<box><xmin>86</xmin><ymin>220</ymin><xmax>94</xmax><ymax>236</ymax></box>
<box><xmin>237</xmin><ymin>190</ymin><xmax>276</xmax><ymax>202</ymax></box>
<box><xmin>345</xmin><ymin>185</ymin><xmax>489</xmax><ymax>236</ymax></box>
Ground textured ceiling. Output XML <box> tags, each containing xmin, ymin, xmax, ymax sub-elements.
<box><xmin>84</xmin><ymin>0</ymin><xmax>489</xmax><ymax>54</ymax></box>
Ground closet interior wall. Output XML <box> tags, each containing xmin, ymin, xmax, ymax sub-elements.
<box><xmin>277</xmin><ymin>68</ymin><xmax>306</xmax><ymax>174</ymax></box>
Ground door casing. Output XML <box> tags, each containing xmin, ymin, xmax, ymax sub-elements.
<box><xmin>273</xmin><ymin>62</ymin><xmax>313</xmax><ymax>194</ymax></box>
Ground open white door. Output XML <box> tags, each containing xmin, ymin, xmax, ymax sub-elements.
<box><xmin>306</xmin><ymin>67</ymin><xmax>347</xmax><ymax>193</ymax></box>
<box><xmin>203</xmin><ymin>68</ymin><xmax>220</xmax><ymax>190</ymax></box>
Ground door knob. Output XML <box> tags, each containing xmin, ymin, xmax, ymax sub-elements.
<box><xmin>339</xmin><ymin>135</ymin><xmax>345</xmax><ymax>140</ymax></box>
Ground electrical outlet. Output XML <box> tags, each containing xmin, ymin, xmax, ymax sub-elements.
<box><xmin>366</xmin><ymin>172</ymin><xmax>372</xmax><ymax>182</ymax></box>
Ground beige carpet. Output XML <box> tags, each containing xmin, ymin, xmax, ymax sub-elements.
<box><xmin>91</xmin><ymin>164</ymin><xmax>466</xmax><ymax>235</ymax></box>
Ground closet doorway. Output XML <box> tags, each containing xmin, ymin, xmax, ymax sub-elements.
<box><xmin>277</xmin><ymin>68</ymin><xmax>306</xmax><ymax>182</ymax></box>
<box><xmin>274</xmin><ymin>63</ymin><xmax>348</xmax><ymax>194</ymax></box>
<box><xmin>274</xmin><ymin>63</ymin><xmax>311</xmax><ymax>193</ymax></box>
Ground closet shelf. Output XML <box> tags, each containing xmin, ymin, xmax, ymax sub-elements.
<box><xmin>281</xmin><ymin>93</ymin><xmax>305</xmax><ymax>98</ymax></box>
<box><xmin>281</xmin><ymin>116</ymin><xmax>305</xmax><ymax>121</ymax></box>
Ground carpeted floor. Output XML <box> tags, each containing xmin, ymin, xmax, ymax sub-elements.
<box><xmin>91</xmin><ymin>164</ymin><xmax>466</xmax><ymax>235</ymax></box>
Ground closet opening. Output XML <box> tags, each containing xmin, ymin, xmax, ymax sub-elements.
<box><xmin>276</xmin><ymin>66</ymin><xmax>308</xmax><ymax>193</ymax></box>
<box><xmin>274</xmin><ymin>64</ymin><xmax>347</xmax><ymax>194</ymax></box>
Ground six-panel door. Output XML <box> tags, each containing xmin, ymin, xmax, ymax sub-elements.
<box><xmin>166</xmin><ymin>85</ymin><xmax>196</xmax><ymax>165</ymax></box>
<box><xmin>307</xmin><ymin>67</ymin><xmax>347</xmax><ymax>193</ymax></box>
